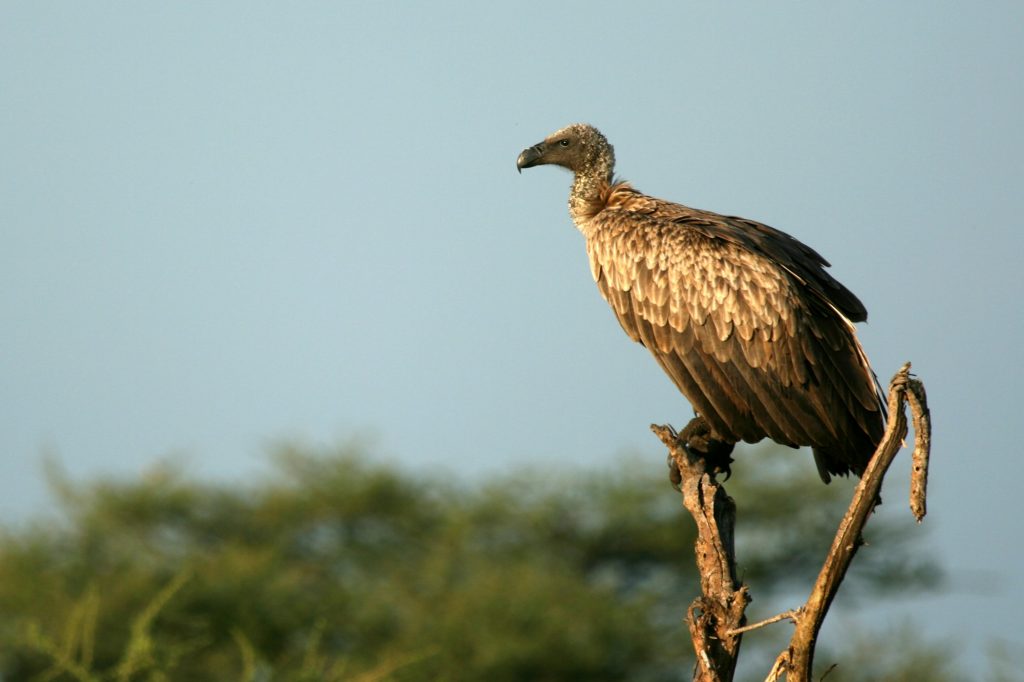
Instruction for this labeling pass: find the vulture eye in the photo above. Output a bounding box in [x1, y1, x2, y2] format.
[559, 139, 570, 147]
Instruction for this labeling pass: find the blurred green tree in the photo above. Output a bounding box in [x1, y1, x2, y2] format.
[0, 442, 951, 681]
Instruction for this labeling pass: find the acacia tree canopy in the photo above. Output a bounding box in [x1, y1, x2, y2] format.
[0, 443, 952, 681]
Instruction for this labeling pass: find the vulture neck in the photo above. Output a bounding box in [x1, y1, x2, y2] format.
[568, 157, 615, 227]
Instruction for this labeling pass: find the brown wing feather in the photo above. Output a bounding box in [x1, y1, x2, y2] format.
[585, 186, 884, 480]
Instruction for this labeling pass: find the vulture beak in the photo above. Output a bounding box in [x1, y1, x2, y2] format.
[516, 143, 545, 173]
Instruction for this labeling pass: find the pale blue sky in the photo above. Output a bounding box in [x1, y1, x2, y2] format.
[3, 1, 1022, 671]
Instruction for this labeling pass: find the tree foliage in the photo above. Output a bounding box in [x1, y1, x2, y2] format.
[0, 443, 952, 680]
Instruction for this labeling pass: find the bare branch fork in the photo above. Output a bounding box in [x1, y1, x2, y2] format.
[653, 363, 931, 682]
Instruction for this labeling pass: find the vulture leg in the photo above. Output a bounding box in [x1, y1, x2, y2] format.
[667, 415, 736, 487]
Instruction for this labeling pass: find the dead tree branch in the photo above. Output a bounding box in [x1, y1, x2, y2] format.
[652, 424, 749, 682]
[769, 363, 931, 681]
[654, 364, 931, 682]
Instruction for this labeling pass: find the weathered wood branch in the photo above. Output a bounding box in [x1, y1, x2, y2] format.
[769, 363, 931, 681]
[652, 424, 749, 682]
[654, 364, 931, 682]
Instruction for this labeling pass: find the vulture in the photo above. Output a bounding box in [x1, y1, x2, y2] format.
[517, 123, 884, 482]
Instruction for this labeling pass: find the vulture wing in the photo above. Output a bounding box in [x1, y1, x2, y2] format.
[584, 183, 884, 480]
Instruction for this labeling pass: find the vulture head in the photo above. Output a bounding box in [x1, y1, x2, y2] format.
[516, 123, 615, 180]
